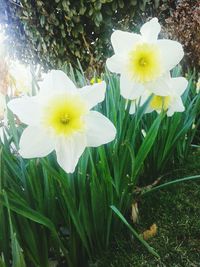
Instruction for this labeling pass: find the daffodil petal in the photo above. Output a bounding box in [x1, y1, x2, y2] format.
[0, 128, 4, 143]
[149, 75, 188, 97]
[128, 91, 152, 114]
[106, 55, 126, 73]
[19, 126, 54, 158]
[0, 93, 6, 118]
[85, 111, 116, 147]
[111, 30, 141, 55]
[145, 106, 154, 114]
[129, 101, 136, 114]
[39, 70, 77, 95]
[7, 97, 41, 125]
[148, 73, 173, 96]
[167, 97, 185, 116]
[174, 97, 185, 112]
[170, 77, 188, 96]
[140, 18, 161, 42]
[78, 81, 106, 109]
[157, 40, 184, 71]
[55, 133, 86, 173]
[120, 74, 145, 99]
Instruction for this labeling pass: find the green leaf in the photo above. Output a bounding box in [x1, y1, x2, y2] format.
[3, 192, 26, 267]
[133, 113, 163, 182]
[110, 205, 159, 258]
[40, 15, 45, 27]
[95, 11, 103, 23]
[0, 255, 6, 267]
[0, 191, 72, 266]
[142, 175, 200, 196]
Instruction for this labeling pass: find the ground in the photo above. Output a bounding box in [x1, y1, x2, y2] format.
[95, 149, 200, 267]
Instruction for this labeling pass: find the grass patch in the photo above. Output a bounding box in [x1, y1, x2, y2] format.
[94, 149, 200, 267]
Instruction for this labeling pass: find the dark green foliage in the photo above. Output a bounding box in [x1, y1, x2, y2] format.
[2, 1, 199, 72]
[1, 0, 170, 72]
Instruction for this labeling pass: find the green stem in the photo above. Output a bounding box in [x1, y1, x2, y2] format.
[141, 175, 200, 196]
[111, 205, 160, 258]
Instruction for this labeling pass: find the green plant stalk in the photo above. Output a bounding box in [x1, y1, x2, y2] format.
[0, 190, 73, 267]
[3, 191, 26, 267]
[141, 174, 200, 196]
[110, 205, 160, 258]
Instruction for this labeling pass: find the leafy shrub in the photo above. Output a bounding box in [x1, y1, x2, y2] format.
[1, 0, 173, 72]
[3, 1, 200, 72]
[164, 0, 200, 71]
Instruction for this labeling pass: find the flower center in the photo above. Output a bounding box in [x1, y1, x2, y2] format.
[150, 95, 171, 111]
[60, 114, 70, 124]
[128, 43, 162, 83]
[139, 58, 147, 66]
[43, 93, 88, 136]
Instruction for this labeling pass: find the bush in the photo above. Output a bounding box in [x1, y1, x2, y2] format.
[1, 0, 175, 72]
[164, 0, 200, 71]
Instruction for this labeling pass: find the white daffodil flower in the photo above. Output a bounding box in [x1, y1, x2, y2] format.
[129, 76, 188, 117]
[106, 18, 184, 99]
[7, 70, 116, 173]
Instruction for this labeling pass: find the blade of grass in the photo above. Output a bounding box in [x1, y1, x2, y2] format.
[141, 174, 200, 196]
[110, 205, 160, 258]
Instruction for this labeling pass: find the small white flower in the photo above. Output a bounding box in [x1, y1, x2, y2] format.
[0, 93, 6, 119]
[196, 78, 200, 94]
[0, 126, 5, 144]
[8, 70, 116, 173]
[9, 61, 32, 96]
[0, 93, 8, 144]
[106, 18, 184, 99]
[129, 76, 188, 117]
[141, 129, 146, 138]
